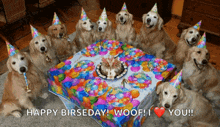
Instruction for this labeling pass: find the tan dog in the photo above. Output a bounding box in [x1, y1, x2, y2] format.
[182, 46, 220, 107]
[115, 10, 137, 47]
[0, 52, 48, 118]
[48, 24, 76, 61]
[157, 82, 219, 127]
[29, 34, 59, 74]
[138, 11, 176, 63]
[174, 27, 201, 70]
[74, 18, 95, 50]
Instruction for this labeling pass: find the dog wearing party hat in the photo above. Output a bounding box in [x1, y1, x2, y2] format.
[174, 21, 202, 70]
[48, 12, 77, 61]
[138, 3, 176, 63]
[115, 3, 137, 47]
[0, 42, 48, 117]
[182, 33, 220, 108]
[157, 70, 219, 127]
[29, 25, 59, 74]
[73, 8, 95, 50]
[94, 8, 116, 41]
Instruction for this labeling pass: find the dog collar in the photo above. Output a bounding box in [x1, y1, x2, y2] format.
[23, 73, 31, 93]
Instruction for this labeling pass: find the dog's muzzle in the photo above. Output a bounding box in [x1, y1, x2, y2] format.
[59, 33, 64, 38]
[20, 67, 26, 73]
[90, 25, 94, 29]
[164, 103, 170, 109]
[40, 47, 46, 52]
[98, 27, 102, 32]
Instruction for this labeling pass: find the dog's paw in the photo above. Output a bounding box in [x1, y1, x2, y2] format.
[11, 111, 22, 118]
[40, 92, 48, 99]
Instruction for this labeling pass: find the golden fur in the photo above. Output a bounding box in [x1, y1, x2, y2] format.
[0, 52, 48, 117]
[157, 82, 219, 127]
[182, 46, 220, 107]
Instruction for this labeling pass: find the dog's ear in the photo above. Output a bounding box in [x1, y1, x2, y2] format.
[142, 14, 147, 24]
[157, 15, 163, 30]
[22, 52, 32, 62]
[156, 83, 164, 95]
[185, 47, 194, 62]
[115, 13, 120, 24]
[29, 39, 37, 54]
[178, 85, 185, 100]
[128, 13, 134, 24]
[76, 21, 82, 34]
[206, 51, 210, 61]
[47, 26, 53, 37]
[6, 58, 12, 72]
[45, 35, 52, 47]
[180, 29, 188, 39]
[108, 20, 112, 27]
[63, 24, 68, 35]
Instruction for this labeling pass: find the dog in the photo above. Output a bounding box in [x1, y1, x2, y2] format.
[0, 52, 48, 117]
[182, 46, 220, 107]
[138, 9, 176, 63]
[115, 9, 137, 47]
[174, 27, 201, 70]
[157, 82, 219, 127]
[48, 23, 77, 61]
[29, 34, 59, 74]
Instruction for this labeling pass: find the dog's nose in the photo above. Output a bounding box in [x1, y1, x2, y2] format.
[147, 18, 151, 23]
[192, 37, 196, 42]
[165, 104, 170, 109]
[59, 33, 63, 37]
[20, 67, 26, 73]
[91, 25, 94, 29]
[40, 47, 45, 52]
[202, 60, 208, 65]
[99, 27, 102, 31]
[120, 17, 123, 21]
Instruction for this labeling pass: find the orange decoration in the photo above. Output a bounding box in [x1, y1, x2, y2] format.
[130, 90, 140, 98]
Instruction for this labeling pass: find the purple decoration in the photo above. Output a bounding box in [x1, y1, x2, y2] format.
[130, 66, 140, 72]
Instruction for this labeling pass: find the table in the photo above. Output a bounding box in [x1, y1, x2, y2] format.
[47, 40, 175, 127]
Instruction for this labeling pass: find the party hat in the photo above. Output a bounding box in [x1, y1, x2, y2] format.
[121, 3, 127, 11]
[197, 32, 206, 49]
[151, 3, 158, 13]
[169, 70, 182, 89]
[99, 8, 108, 21]
[30, 25, 41, 38]
[6, 41, 19, 56]
[81, 7, 88, 21]
[52, 12, 61, 25]
[193, 20, 202, 30]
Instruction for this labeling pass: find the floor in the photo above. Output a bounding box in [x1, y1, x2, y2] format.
[0, 8, 220, 75]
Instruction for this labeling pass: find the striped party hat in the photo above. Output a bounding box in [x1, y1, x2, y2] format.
[30, 25, 41, 38]
[121, 3, 127, 11]
[6, 41, 19, 56]
[99, 8, 108, 21]
[169, 70, 182, 89]
[197, 32, 206, 49]
[81, 8, 88, 21]
[151, 3, 158, 13]
[52, 12, 61, 25]
[193, 20, 202, 30]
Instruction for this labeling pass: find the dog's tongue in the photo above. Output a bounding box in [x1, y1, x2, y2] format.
[146, 24, 150, 27]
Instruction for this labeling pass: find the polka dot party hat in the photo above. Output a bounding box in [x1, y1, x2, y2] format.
[151, 3, 158, 13]
[197, 32, 206, 49]
[81, 7, 88, 21]
[121, 2, 127, 11]
[52, 12, 61, 25]
[99, 8, 108, 21]
[30, 25, 41, 38]
[6, 41, 19, 56]
[193, 20, 202, 30]
[169, 70, 182, 89]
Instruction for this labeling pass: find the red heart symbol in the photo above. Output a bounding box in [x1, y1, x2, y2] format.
[154, 107, 165, 118]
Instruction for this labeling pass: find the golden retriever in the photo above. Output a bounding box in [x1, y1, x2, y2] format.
[0, 52, 48, 117]
[73, 18, 95, 50]
[174, 27, 201, 70]
[138, 11, 176, 63]
[157, 82, 219, 127]
[115, 10, 137, 47]
[29, 34, 59, 74]
[182, 46, 220, 107]
[48, 24, 77, 61]
[94, 19, 115, 41]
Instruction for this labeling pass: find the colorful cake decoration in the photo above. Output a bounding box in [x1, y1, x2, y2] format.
[121, 3, 127, 11]
[6, 41, 19, 56]
[30, 25, 41, 38]
[52, 12, 61, 25]
[193, 20, 202, 30]
[151, 3, 158, 13]
[169, 70, 182, 89]
[81, 7, 88, 21]
[99, 8, 108, 21]
[197, 32, 206, 49]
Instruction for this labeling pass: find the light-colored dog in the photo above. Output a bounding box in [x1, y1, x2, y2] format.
[157, 82, 219, 127]
[0, 52, 48, 118]
[29, 34, 59, 74]
[48, 24, 77, 61]
[174, 27, 201, 70]
[115, 10, 137, 47]
[182, 46, 220, 107]
[74, 18, 95, 50]
[138, 11, 176, 63]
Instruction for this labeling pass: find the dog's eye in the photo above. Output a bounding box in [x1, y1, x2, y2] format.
[42, 39, 45, 42]
[164, 91, 167, 95]
[83, 22, 87, 24]
[104, 22, 107, 25]
[147, 14, 149, 16]
[189, 31, 193, 34]
[20, 57, 24, 60]
[98, 22, 100, 24]
[12, 62, 16, 65]
[125, 13, 127, 16]
[119, 14, 121, 16]
[61, 27, 64, 30]
[173, 95, 177, 98]
[89, 20, 91, 22]
[35, 41, 38, 44]
[197, 34, 199, 37]
[154, 16, 157, 18]
[206, 53, 209, 55]
[197, 51, 201, 54]
[53, 28, 57, 31]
